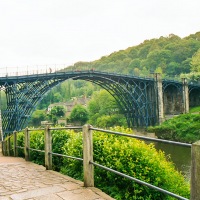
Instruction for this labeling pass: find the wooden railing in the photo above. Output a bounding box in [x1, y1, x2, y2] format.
[1, 125, 200, 199]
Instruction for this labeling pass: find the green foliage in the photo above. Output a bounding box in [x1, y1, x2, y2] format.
[95, 114, 127, 128]
[147, 114, 200, 143]
[16, 132, 25, 157]
[79, 32, 200, 77]
[38, 80, 99, 110]
[190, 106, 200, 113]
[69, 104, 89, 125]
[13, 129, 71, 169]
[88, 90, 127, 128]
[60, 127, 189, 200]
[29, 110, 47, 127]
[0, 91, 7, 110]
[29, 131, 45, 165]
[48, 106, 66, 124]
[61, 131, 83, 179]
[191, 49, 200, 72]
[51, 129, 71, 171]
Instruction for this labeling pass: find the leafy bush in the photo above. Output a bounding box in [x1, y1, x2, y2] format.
[29, 130, 45, 165]
[15, 131, 25, 157]
[190, 106, 200, 113]
[51, 129, 71, 171]
[147, 114, 200, 143]
[9, 128, 71, 169]
[60, 126, 190, 200]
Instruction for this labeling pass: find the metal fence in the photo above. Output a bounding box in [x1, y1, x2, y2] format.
[2, 125, 199, 199]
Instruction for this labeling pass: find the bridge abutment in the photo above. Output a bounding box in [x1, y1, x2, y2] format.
[182, 78, 189, 114]
[155, 73, 164, 124]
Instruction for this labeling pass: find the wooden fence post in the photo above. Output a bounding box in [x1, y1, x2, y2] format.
[13, 131, 18, 157]
[83, 124, 94, 187]
[7, 137, 10, 156]
[1, 140, 5, 155]
[191, 140, 200, 200]
[24, 128, 30, 161]
[2, 140, 6, 155]
[45, 125, 52, 170]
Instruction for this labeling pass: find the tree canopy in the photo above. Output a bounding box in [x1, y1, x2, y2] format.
[66, 32, 200, 78]
[48, 106, 66, 124]
[88, 90, 127, 127]
[69, 104, 89, 125]
[191, 49, 200, 72]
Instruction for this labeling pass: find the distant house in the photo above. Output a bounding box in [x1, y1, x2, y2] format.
[47, 102, 68, 113]
[47, 96, 90, 118]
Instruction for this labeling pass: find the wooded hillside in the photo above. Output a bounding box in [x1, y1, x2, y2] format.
[68, 32, 200, 78]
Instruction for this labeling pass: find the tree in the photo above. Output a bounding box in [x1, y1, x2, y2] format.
[165, 62, 180, 76]
[88, 90, 127, 127]
[48, 106, 66, 124]
[29, 110, 47, 127]
[191, 49, 200, 72]
[69, 104, 89, 125]
[53, 92, 62, 102]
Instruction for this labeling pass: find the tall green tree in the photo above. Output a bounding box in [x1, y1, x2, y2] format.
[69, 104, 89, 125]
[191, 49, 200, 72]
[48, 106, 66, 124]
[88, 90, 127, 127]
[29, 110, 47, 127]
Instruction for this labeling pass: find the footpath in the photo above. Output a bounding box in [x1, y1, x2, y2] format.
[0, 143, 114, 200]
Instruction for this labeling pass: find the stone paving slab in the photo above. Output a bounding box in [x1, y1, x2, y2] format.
[0, 156, 114, 200]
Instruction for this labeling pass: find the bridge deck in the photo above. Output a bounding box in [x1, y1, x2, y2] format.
[0, 144, 113, 200]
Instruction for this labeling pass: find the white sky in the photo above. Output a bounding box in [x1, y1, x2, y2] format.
[0, 0, 200, 72]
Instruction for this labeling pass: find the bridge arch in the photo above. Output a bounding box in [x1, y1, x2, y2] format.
[189, 85, 200, 108]
[162, 81, 183, 114]
[73, 74, 156, 127]
[0, 71, 157, 136]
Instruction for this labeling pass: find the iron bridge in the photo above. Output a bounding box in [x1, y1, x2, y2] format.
[0, 70, 199, 137]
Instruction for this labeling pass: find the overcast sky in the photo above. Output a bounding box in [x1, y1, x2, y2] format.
[0, 0, 200, 72]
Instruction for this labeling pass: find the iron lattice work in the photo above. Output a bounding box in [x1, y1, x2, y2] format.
[73, 73, 157, 127]
[1, 77, 65, 135]
[0, 71, 158, 137]
[3, 70, 196, 137]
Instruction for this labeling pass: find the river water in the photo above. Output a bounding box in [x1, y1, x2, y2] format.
[154, 142, 191, 179]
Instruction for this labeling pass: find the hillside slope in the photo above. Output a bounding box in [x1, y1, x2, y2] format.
[67, 32, 200, 78]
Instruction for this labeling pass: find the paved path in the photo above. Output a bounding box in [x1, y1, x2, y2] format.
[0, 143, 114, 200]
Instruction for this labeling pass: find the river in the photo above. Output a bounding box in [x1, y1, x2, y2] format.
[154, 142, 191, 179]
[135, 131, 191, 178]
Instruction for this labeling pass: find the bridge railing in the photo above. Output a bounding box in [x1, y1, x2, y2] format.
[0, 64, 69, 77]
[2, 125, 200, 199]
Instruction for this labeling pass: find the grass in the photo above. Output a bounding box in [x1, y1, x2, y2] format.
[190, 106, 200, 113]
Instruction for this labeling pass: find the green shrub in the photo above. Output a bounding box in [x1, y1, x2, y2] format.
[60, 126, 190, 200]
[51, 129, 71, 171]
[189, 106, 200, 113]
[29, 129, 71, 168]
[147, 114, 200, 143]
[60, 130, 83, 179]
[29, 130, 45, 165]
